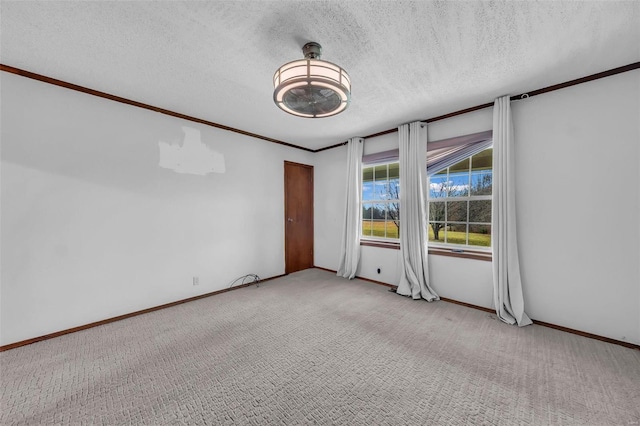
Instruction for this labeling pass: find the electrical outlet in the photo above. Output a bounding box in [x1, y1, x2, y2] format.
[193, 276, 199, 286]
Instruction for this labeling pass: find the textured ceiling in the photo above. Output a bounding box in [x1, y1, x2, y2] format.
[1, 1, 638, 150]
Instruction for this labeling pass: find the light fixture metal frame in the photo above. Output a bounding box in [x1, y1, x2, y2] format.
[273, 43, 351, 118]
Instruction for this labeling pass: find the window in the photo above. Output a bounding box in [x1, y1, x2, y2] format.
[362, 162, 400, 239]
[428, 148, 492, 247]
[360, 131, 493, 250]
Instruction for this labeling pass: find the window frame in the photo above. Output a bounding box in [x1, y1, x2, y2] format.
[361, 161, 401, 242]
[427, 147, 493, 251]
[359, 131, 494, 260]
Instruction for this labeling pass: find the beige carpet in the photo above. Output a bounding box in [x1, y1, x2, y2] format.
[1, 268, 639, 425]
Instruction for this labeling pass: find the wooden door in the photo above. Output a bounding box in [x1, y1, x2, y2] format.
[284, 161, 314, 274]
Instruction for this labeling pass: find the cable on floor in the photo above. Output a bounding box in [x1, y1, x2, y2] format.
[228, 274, 261, 288]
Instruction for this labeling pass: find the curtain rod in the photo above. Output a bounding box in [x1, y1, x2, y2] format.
[314, 62, 640, 153]
[2, 61, 637, 155]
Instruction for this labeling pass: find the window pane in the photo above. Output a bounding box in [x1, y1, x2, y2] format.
[446, 223, 467, 245]
[374, 165, 388, 181]
[385, 220, 399, 239]
[469, 225, 491, 247]
[447, 201, 467, 222]
[372, 203, 386, 220]
[448, 172, 469, 196]
[471, 149, 492, 195]
[374, 180, 388, 199]
[429, 223, 445, 242]
[449, 157, 469, 173]
[362, 202, 372, 237]
[472, 148, 492, 171]
[469, 224, 491, 246]
[363, 166, 374, 182]
[429, 175, 448, 199]
[388, 180, 400, 200]
[388, 176, 400, 200]
[469, 200, 491, 223]
[388, 202, 400, 224]
[362, 220, 373, 237]
[388, 162, 399, 179]
[470, 170, 492, 196]
[429, 201, 445, 222]
[362, 180, 374, 201]
[371, 220, 386, 237]
[362, 203, 373, 220]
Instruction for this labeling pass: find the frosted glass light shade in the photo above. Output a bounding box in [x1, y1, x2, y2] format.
[273, 59, 351, 118]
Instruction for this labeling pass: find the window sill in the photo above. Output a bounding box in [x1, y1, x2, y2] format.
[428, 247, 492, 262]
[360, 240, 492, 261]
[360, 240, 400, 250]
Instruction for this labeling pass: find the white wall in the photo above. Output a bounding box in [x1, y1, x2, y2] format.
[0, 72, 314, 346]
[2, 68, 638, 347]
[314, 144, 347, 271]
[513, 70, 639, 345]
[314, 70, 640, 344]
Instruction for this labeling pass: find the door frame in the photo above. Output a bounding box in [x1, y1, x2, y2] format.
[284, 161, 314, 274]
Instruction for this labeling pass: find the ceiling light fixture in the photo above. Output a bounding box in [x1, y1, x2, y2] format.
[273, 42, 351, 118]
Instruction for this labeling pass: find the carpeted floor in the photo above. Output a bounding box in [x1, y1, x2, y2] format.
[1, 268, 639, 425]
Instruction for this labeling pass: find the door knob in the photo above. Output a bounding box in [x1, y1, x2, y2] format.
[287, 218, 294, 222]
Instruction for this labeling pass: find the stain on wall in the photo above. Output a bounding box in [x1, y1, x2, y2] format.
[159, 126, 225, 175]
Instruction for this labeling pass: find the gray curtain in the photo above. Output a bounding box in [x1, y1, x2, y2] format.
[362, 130, 492, 174]
[492, 96, 532, 326]
[396, 122, 439, 301]
[337, 137, 364, 279]
[427, 136, 493, 176]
